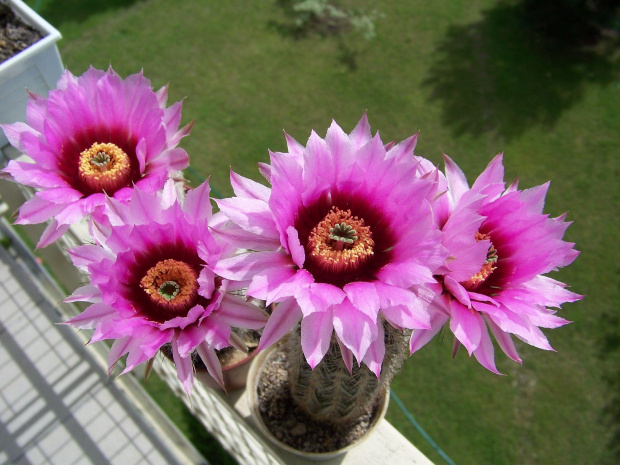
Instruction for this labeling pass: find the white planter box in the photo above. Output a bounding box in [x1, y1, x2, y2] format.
[0, 0, 63, 147]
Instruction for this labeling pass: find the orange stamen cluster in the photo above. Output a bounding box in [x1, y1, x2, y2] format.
[307, 207, 374, 273]
[463, 232, 498, 290]
[140, 259, 198, 313]
[78, 142, 132, 193]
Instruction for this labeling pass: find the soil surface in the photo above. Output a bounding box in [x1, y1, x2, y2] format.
[0, 3, 43, 64]
[256, 346, 380, 454]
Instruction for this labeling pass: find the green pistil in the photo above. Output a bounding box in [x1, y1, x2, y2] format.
[486, 246, 498, 264]
[158, 281, 180, 301]
[329, 222, 358, 244]
[91, 151, 111, 168]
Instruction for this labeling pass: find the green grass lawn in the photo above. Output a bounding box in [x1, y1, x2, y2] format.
[25, 0, 619, 463]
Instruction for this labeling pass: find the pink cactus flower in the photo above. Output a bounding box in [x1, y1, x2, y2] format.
[1, 67, 192, 248]
[410, 154, 582, 373]
[214, 116, 448, 376]
[64, 180, 267, 394]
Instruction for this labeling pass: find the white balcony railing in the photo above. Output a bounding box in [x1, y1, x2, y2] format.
[0, 170, 435, 465]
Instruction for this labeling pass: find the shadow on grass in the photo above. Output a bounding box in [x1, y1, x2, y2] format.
[599, 309, 620, 465]
[267, 0, 359, 71]
[423, 1, 619, 141]
[34, 0, 144, 26]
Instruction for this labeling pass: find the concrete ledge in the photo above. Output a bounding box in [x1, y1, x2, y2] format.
[153, 358, 434, 465]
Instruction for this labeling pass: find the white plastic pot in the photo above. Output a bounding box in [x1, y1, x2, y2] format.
[0, 0, 63, 147]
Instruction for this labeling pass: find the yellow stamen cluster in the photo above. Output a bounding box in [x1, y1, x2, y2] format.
[140, 259, 198, 311]
[463, 232, 498, 289]
[307, 207, 374, 272]
[78, 142, 132, 192]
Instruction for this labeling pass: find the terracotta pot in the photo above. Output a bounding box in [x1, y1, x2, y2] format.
[247, 344, 389, 461]
[196, 346, 259, 392]
[161, 344, 259, 392]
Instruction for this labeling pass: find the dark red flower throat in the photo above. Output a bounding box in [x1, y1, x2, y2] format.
[295, 192, 394, 288]
[58, 127, 141, 196]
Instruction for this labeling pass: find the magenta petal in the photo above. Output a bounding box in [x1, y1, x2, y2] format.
[444, 276, 472, 308]
[344, 282, 380, 323]
[90, 318, 120, 343]
[257, 299, 302, 353]
[210, 221, 281, 252]
[230, 170, 270, 202]
[375, 283, 432, 330]
[410, 311, 450, 354]
[17, 196, 64, 224]
[3, 160, 68, 189]
[198, 267, 216, 299]
[284, 132, 305, 157]
[172, 334, 194, 396]
[175, 325, 208, 358]
[246, 265, 297, 302]
[166, 120, 193, 152]
[215, 251, 292, 281]
[135, 138, 147, 173]
[147, 147, 189, 172]
[468, 291, 499, 307]
[443, 231, 489, 283]
[217, 295, 268, 329]
[159, 305, 204, 330]
[160, 178, 178, 210]
[54, 201, 90, 226]
[64, 302, 116, 329]
[520, 182, 550, 214]
[258, 162, 272, 182]
[386, 133, 418, 162]
[472, 319, 502, 374]
[197, 342, 225, 390]
[443, 154, 470, 205]
[336, 338, 354, 374]
[183, 180, 212, 223]
[527, 308, 571, 329]
[107, 337, 133, 374]
[474, 301, 531, 343]
[362, 322, 385, 378]
[199, 316, 231, 350]
[374, 282, 417, 308]
[295, 282, 346, 317]
[333, 300, 377, 363]
[471, 153, 504, 193]
[2, 121, 36, 151]
[216, 197, 279, 239]
[349, 113, 372, 150]
[104, 195, 134, 226]
[267, 269, 315, 304]
[520, 275, 583, 307]
[485, 316, 522, 363]
[301, 308, 334, 369]
[286, 226, 305, 268]
[37, 219, 70, 249]
[449, 300, 482, 355]
[377, 261, 436, 288]
[65, 284, 101, 303]
[137, 330, 170, 359]
[120, 338, 152, 374]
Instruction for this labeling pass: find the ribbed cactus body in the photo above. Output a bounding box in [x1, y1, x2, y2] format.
[286, 320, 409, 425]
